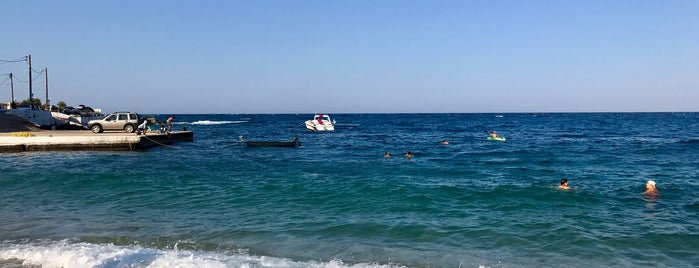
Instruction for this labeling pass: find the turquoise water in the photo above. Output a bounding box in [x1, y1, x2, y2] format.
[1, 113, 698, 267]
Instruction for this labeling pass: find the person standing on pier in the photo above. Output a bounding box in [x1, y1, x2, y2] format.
[136, 120, 148, 135]
[166, 116, 176, 132]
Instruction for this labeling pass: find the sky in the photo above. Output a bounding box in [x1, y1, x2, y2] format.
[1, 0, 697, 114]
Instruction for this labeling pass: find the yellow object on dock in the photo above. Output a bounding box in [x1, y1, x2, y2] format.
[9, 132, 36, 137]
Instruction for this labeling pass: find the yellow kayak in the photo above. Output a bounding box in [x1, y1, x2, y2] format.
[487, 136, 506, 142]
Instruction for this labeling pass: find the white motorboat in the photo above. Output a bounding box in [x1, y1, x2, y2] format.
[304, 114, 335, 131]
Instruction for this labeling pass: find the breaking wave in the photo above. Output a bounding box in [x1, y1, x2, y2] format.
[0, 240, 405, 268]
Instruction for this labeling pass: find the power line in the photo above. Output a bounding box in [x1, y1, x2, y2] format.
[31, 67, 45, 74]
[0, 57, 27, 73]
[0, 60, 25, 69]
[0, 57, 26, 63]
[13, 72, 44, 83]
[32, 71, 45, 80]
[0, 76, 10, 86]
[13, 76, 29, 83]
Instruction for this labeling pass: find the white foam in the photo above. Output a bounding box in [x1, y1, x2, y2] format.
[0, 240, 406, 268]
[188, 120, 248, 125]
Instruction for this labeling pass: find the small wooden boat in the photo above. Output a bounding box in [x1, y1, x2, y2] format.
[245, 137, 301, 147]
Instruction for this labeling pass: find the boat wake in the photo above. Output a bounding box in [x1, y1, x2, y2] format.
[337, 123, 360, 126]
[0, 240, 404, 268]
[188, 120, 249, 125]
[679, 138, 699, 144]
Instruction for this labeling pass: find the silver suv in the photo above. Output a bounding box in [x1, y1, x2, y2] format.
[88, 112, 140, 133]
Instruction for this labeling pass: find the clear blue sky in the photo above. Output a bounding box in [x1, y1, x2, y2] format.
[1, 1, 697, 114]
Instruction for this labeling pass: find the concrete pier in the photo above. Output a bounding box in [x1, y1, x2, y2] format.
[0, 130, 193, 153]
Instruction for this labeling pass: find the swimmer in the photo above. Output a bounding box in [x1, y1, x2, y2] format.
[441, 140, 449, 145]
[557, 178, 571, 190]
[384, 152, 391, 158]
[644, 180, 659, 198]
[405, 151, 413, 160]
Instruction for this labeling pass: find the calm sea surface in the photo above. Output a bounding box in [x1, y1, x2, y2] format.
[1, 113, 698, 268]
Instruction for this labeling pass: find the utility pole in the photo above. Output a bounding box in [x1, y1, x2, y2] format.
[27, 54, 33, 103]
[10, 73, 15, 109]
[45, 67, 49, 110]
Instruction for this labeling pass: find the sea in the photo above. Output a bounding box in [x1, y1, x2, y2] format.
[1, 113, 698, 268]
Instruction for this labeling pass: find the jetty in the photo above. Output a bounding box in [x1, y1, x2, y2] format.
[0, 130, 193, 153]
[0, 113, 193, 153]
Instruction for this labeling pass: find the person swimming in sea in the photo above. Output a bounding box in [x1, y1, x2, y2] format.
[644, 180, 659, 199]
[405, 151, 413, 160]
[557, 178, 571, 190]
[441, 140, 449, 145]
[384, 152, 391, 158]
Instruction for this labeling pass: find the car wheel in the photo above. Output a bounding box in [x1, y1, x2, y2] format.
[124, 124, 135, 133]
[91, 124, 103, 133]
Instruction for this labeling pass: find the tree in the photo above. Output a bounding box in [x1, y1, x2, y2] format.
[21, 98, 42, 107]
[57, 101, 67, 109]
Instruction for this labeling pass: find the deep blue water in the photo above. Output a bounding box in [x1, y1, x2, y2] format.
[1, 113, 698, 267]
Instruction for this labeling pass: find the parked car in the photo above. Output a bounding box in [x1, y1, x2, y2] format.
[61, 106, 80, 115]
[87, 112, 140, 133]
[76, 104, 97, 115]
